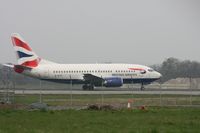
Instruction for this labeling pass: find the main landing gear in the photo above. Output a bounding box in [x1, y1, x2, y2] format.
[82, 84, 94, 90]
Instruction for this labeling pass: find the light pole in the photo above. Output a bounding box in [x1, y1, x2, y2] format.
[39, 80, 42, 103]
[70, 75, 72, 107]
[159, 78, 162, 107]
[12, 70, 16, 104]
[189, 77, 192, 105]
[131, 76, 134, 99]
[101, 75, 104, 105]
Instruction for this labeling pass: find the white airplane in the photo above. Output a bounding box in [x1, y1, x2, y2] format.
[5, 33, 162, 90]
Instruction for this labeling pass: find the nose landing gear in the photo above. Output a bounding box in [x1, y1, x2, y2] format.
[141, 83, 145, 91]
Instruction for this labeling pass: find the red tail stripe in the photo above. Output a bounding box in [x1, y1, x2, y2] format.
[21, 59, 39, 67]
[12, 37, 32, 51]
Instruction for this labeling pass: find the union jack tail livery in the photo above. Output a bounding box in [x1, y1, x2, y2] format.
[11, 33, 40, 68]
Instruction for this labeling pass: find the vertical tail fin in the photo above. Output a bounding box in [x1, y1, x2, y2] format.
[11, 33, 41, 68]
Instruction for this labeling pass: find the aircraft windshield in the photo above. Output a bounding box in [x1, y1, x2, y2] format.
[148, 69, 154, 72]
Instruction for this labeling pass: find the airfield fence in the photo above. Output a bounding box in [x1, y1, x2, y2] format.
[1, 85, 200, 109]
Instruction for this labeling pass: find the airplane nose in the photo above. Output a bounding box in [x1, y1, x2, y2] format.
[157, 72, 162, 79]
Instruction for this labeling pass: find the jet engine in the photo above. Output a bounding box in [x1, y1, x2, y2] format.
[103, 77, 123, 87]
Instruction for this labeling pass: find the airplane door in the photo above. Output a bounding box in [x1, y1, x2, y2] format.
[43, 69, 49, 78]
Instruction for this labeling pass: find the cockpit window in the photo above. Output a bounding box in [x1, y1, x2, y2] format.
[148, 69, 154, 72]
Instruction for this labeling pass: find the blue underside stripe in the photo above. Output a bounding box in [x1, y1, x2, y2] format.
[17, 51, 33, 58]
[41, 78, 159, 84]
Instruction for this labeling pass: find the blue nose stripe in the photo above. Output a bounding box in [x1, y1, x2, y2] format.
[17, 51, 33, 58]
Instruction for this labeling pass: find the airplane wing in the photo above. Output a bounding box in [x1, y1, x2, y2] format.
[83, 74, 103, 81]
[83, 74, 104, 85]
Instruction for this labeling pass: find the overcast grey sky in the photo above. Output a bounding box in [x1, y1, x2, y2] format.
[0, 0, 200, 65]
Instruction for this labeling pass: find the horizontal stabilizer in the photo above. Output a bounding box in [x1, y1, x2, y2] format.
[3, 63, 14, 68]
[14, 65, 32, 70]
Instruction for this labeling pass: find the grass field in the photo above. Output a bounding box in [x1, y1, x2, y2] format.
[0, 107, 199, 133]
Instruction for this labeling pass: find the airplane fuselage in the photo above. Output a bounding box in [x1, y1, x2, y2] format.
[22, 63, 161, 85]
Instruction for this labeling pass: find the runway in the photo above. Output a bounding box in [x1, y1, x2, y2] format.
[3, 89, 200, 95]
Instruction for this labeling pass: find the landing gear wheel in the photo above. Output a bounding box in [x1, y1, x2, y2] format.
[82, 84, 88, 90]
[88, 85, 94, 90]
[82, 84, 94, 90]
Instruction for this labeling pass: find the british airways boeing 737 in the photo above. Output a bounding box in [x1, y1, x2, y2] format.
[4, 33, 162, 90]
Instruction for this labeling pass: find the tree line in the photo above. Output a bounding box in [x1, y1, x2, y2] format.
[151, 57, 200, 82]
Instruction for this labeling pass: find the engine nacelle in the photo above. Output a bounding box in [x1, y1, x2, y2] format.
[104, 77, 123, 87]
